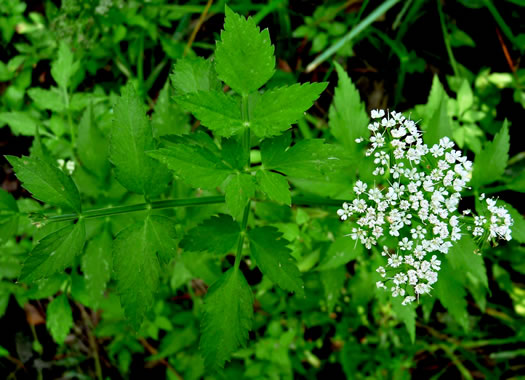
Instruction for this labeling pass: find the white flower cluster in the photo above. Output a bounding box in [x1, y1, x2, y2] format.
[469, 194, 513, 242]
[336, 109, 512, 306]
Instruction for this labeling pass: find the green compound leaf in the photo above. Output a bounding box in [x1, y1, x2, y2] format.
[0, 189, 19, 246]
[215, 6, 275, 95]
[81, 226, 112, 308]
[248, 226, 304, 296]
[51, 41, 79, 90]
[225, 173, 256, 221]
[391, 297, 416, 344]
[328, 62, 369, 153]
[113, 216, 174, 330]
[471, 120, 510, 188]
[77, 105, 110, 178]
[176, 90, 244, 137]
[148, 134, 235, 189]
[251, 82, 327, 138]
[46, 294, 73, 345]
[317, 237, 363, 271]
[20, 220, 86, 283]
[146, 215, 178, 264]
[171, 57, 222, 95]
[434, 258, 469, 330]
[200, 268, 253, 371]
[255, 169, 291, 206]
[423, 93, 452, 147]
[6, 154, 81, 213]
[27, 88, 65, 112]
[180, 214, 240, 255]
[110, 83, 171, 197]
[261, 137, 349, 179]
[152, 80, 189, 138]
[320, 266, 346, 312]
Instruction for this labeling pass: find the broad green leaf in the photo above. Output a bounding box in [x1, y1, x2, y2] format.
[425, 75, 447, 120]
[152, 80, 189, 138]
[146, 215, 177, 263]
[248, 226, 303, 295]
[225, 173, 256, 220]
[171, 57, 221, 94]
[507, 171, 525, 193]
[176, 90, 244, 137]
[110, 83, 171, 196]
[20, 220, 86, 283]
[0, 111, 38, 136]
[261, 138, 349, 179]
[0, 189, 19, 245]
[180, 251, 221, 285]
[46, 294, 73, 345]
[320, 266, 346, 312]
[423, 94, 452, 147]
[256, 169, 291, 206]
[200, 268, 253, 371]
[81, 226, 112, 307]
[6, 154, 81, 213]
[0, 346, 9, 357]
[250, 83, 327, 138]
[328, 62, 369, 153]
[317, 237, 363, 270]
[51, 41, 78, 89]
[28, 88, 64, 112]
[391, 298, 416, 343]
[180, 214, 240, 255]
[447, 235, 488, 289]
[471, 121, 510, 188]
[215, 6, 275, 95]
[77, 105, 110, 178]
[113, 216, 174, 329]
[457, 79, 474, 116]
[434, 258, 469, 330]
[148, 135, 234, 189]
[222, 137, 248, 170]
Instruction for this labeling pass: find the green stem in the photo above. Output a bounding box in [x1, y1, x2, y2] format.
[234, 202, 251, 271]
[41, 196, 347, 224]
[437, 0, 459, 77]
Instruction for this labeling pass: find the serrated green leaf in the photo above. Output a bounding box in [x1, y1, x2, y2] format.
[51, 41, 78, 90]
[46, 294, 73, 345]
[81, 226, 112, 307]
[152, 80, 189, 138]
[200, 268, 253, 371]
[221, 137, 248, 170]
[448, 235, 488, 289]
[457, 79, 474, 116]
[113, 215, 175, 329]
[0, 189, 19, 245]
[471, 121, 510, 188]
[256, 169, 291, 206]
[146, 215, 177, 264]
[110, 83, 171, 196]
[148, 136, 234, 189]
[0, 111, 38, 136]
[391, 298, 416, 343]
[20, 221, 86, 283]
[425, 75, 447, 120]
[423, 93, 452, 147]
[261, 138, 349, 179]
[225, 173, 256, 220]
[28, 88, 64, 112]
[250, 82, 327, 138]
[317, 237, 363, 270]
[180, 214, 240, 255]
[215, 6, 275, 95]
[77, 104, 110, 178]
[507, 171, 525, 193]
[320, 266, 346, 312]
[171, 57, 221, 94]
[248, 226, 303, 295]
[176, 90, 244, 137]
[434, 258, 469, 330]
[6, 154, 81, 213]
[328, 62, 369, 153]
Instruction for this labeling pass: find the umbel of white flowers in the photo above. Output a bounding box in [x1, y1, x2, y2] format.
[337, 109, 513, 306]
